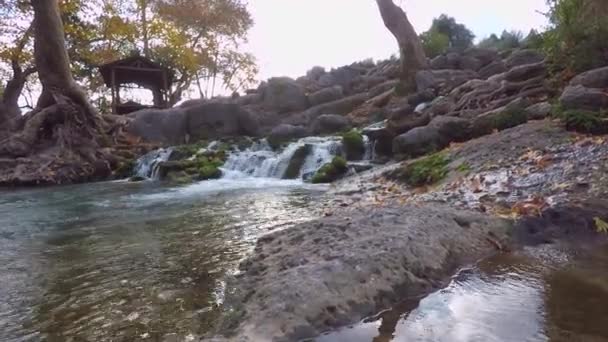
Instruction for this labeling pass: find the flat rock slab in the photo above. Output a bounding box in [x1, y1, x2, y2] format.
[214, 204, 511, 341]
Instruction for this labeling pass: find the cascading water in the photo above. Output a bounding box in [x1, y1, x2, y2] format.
[222, 137, 345, 179]
[133, 148, 173, 180]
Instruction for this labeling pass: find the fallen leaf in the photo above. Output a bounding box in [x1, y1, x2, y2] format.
[594, 217, 608, 234]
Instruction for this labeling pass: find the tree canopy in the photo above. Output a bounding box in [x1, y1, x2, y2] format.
[0, 0, 257, 114]
[419, 14, 474, 58]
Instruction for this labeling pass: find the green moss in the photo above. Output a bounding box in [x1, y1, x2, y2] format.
[161, 149, 227, 183]
[341, 129, 365, 160]
[198, 165, 222, 180]
[494, 107, 528, 131]
[456, 162, 471, 173]
[401, 152, 449, 187]
[283, 144, 313, 179]
[311, 156, 348, 184]
[562, 110, 608, 135]
[114, 159, 136, 179]
[171, 141, 208, 160]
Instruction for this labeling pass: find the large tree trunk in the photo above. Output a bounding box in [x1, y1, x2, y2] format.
[376, 0, 428, 92]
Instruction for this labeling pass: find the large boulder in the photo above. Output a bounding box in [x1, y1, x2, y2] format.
[503, 61, 546, 82]
[318, 66, 363, 93]
[393, 126, 444, 157]
[416, 69, 479, 94]
[569, 66, 608, 89]
[262, 77, 309, 113]
[428, 116, 473, 143]
[127, 108, 188, 145]
[302, 93, 369, 123]
[525, 102, 552, 120]
[311, 114, 351, 134]
[464, 48, 500, 67]
[306, 66, 326, 81]
[185, 102, 260, 141]
[478, 60, 507, 79]
[369, 80, 400, 98]
[308, 86, 344, 106]
[504, 49, 545, 69]
[268, 124, 308, 147]
[560, 85, 608, 111]
[387, 109, 431, 135]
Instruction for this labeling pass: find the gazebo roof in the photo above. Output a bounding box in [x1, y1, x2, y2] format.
[98, 55, 174, 89]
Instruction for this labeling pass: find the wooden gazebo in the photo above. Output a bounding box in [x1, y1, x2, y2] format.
[99, 56, 174, 115]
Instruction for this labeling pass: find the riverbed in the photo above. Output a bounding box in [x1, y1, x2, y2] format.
[0, 179, 324, 341]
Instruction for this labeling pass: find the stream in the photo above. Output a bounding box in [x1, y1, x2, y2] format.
[1, 137, 607, 341]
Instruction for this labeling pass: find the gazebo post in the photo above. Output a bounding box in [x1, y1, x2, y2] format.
[162, 70, 169, 107]
[111, 68, 116, 114]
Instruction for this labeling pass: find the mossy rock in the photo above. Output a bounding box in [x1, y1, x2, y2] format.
[493, 106, 528, 131]
[311, 156, 348, 184]
[166, 171, 194, 184]
[563, 110, 608, 135]
[341, 129, 365, 161]
[170, 142, 208, 161]
[114, 159, 136, 179]
[283, 144, 313, 179]
[392, 152, 449, 187]
[160, 150, 227, 182]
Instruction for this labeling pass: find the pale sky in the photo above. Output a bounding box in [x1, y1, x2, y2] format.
[245, 0, 549, 81]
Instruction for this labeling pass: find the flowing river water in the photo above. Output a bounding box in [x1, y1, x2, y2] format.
[1, 138, 607, 341]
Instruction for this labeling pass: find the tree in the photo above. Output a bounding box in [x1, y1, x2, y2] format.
[544, 0, 608, 72]
[420, 28, 450, 58]
[0, 0, 36, 126]
[375, 0, 428, 91]
[478, 30, 524, 50]
[426, 14, 474, 51]
[0, 0, 104, 166]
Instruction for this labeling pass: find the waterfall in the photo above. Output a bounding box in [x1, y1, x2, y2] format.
[133, 148, 174, 180]
[222, 137, 344, 179]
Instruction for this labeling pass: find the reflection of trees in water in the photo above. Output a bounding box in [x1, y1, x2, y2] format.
[544, 248, 608, 341]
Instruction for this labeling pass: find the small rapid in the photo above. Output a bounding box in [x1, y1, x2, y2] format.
[133, 148, 173, 179]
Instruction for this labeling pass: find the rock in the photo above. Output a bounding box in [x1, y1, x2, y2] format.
[360, 76, 389, 91]
[368, 80, 399, 98]
[464, 48, 499, 67]
[268, 124, 308, 148]
[306, 66, 326, 80]
[234, 93, 262, 106]
[503, 61, 546, 82]
[127, 108, 188, 145]
[478, 60, 507, 79]
[283, 144, 313, 179]
[318, 66, 363, 94]
[341, 129, 365, 160]
[217, 204, 511, 341]
[569, 66, 608, 89]
[428, 116, 473, 143]
[311, 156, 348, 183]
[459, 56, 483, 71]
[416, 69, 479, 94]
[363, 123, 393, 157]
[525, 102, 552, 120]
[427, 96, 455, 117]
[393, 125, 444, 157]
[302, 93, 369, 123]
[262, 77, 309, 113]
[407, 89, 436, 107]
[311, 114, 351, 135]
[560, 85, 608, 112]
[430, 55, 449, 69]
[388, 109, 431, 135]
[504, 49, 545, 69]
[308, 86, 344, 106]
[185, 102, 260, 141]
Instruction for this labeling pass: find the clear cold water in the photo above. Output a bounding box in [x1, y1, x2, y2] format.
[0, 178, 325, 341]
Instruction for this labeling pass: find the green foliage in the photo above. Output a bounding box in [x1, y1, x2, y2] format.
[341, 129, 365, 161]
[423, 14, 475, 51]
[562, 110, 608, 134]
[401, 153, 449, 187]
[311, 156, 348, 184]
[456, 162, 471, 173]
[478, 30, 525, 50]
[595, 217, 608, 234]
[494, 107, 528, 131]
[543, 0, 608, 72]
[420, 28, 450, 58]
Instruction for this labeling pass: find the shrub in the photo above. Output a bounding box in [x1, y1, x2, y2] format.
[562, 110, 608, 134]
[341, 129, 365, 160]
[494, 107, 528, 131]
[401, 152, 449, 187]
[543, 0, 608, 72]
[311, 156, 348, 184]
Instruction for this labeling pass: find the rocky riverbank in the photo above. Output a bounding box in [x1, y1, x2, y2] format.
[207, 120, 608, 341]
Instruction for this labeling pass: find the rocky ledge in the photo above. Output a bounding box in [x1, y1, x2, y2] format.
[208, 120, 608, 341]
